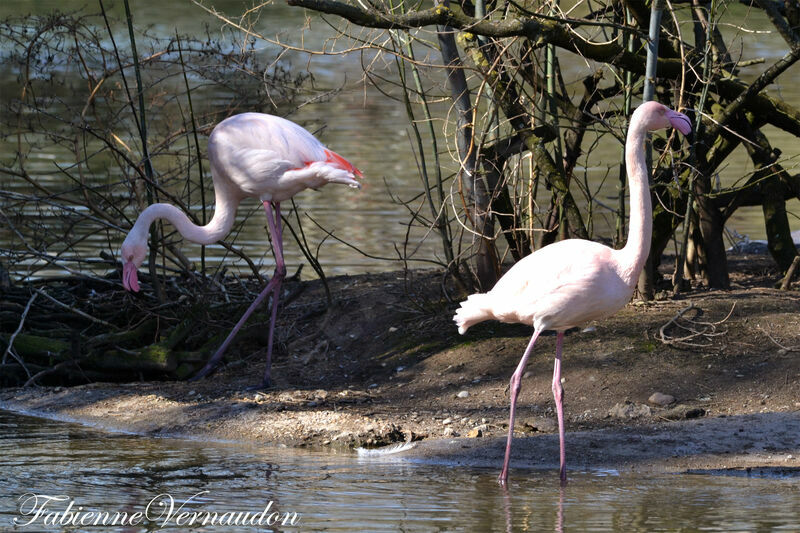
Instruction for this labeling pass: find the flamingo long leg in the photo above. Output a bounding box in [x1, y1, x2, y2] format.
[260, 201, 285, 388]
[190, 201, 285, 384]
[552, 331, 567, 486]
[499, 327, 542, 486]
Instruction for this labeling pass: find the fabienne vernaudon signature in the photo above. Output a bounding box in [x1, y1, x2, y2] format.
[14, 491, 300, 528]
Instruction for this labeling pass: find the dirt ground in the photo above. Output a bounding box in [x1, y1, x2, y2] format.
[2, 255, 799, 476]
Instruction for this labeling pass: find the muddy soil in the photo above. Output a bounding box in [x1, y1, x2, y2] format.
[2, 255, 799, 475]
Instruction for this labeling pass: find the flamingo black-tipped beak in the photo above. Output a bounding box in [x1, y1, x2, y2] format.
[667, 110, 692, 136]
[351, 168, 364, 189]
[122, 262, 140, 292]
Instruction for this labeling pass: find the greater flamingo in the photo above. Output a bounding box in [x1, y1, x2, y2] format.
[120, 113, 363, 387]
[454, 101, 691, 486]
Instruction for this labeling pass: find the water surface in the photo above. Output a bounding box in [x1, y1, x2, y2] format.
[2, 409, 798, 532]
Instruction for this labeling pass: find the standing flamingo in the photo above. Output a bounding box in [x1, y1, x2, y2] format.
[454, 101, 691, 486]
[120, 113, 363, 387]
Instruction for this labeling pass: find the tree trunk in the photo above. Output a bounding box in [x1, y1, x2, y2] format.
[637, 0, 664, 300]
[459, 33, 588, 251]
[692, 171, 730, 288]
[742, 118, 800, 271]
[436, 11, 497, 290]
[762, 177, 799, 272]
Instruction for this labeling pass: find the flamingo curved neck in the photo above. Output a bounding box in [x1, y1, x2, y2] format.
[133, 193, 239, 246]
[618, 120, 653, 288]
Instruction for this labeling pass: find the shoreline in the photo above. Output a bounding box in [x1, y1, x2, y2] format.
[2, 387, 798, 475]
[2, 265, 799, 476]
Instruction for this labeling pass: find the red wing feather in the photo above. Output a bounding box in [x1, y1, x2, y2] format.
[324, 149, 363, 177]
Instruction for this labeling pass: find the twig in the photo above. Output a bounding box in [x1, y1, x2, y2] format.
[24, 360, 79, 387]
[779, 256, 800, 290]
[657, 303, 736, 348]
[2, 292, 37, 377]
[285, 199, 331, 306]
[33, 288, 119, 330]
[176, 31, 207, 276]
[758, 325, 800, 352]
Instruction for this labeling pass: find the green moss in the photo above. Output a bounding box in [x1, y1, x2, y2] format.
[2, 334, 69, 358]
[639, 340, 658, 353]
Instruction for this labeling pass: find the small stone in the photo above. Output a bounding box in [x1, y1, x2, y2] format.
[388, 326, 398, 333]
[467, 427, 483, 438]
[396, 366, 405, 372]
[456, 390, 470, 399]
[648, 392, 675, 406]
[582, 326, 596, 333]
[442, 417, 452, 425]
[609, 402, 651, 419]
[662, 405, 704, 420]
[313, 389, 328, 400]
[523, 371, 533, 379]
[522, 417, 556, 433]
[684, 407, 706, 419]
[443, 427, 457, 437]
[332, 431, 352, 441]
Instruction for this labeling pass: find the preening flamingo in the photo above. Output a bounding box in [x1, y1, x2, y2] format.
[120, 113, 363, 387]
[454, 101, 691, 486]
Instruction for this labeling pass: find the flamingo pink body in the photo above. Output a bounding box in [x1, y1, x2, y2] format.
[454, 101, 691, 486]
[120, 113, 362, 386]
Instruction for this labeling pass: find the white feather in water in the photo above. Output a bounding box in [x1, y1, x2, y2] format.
[356, 442, 416, 457]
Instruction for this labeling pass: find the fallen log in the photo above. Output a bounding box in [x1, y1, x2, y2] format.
[0, 316, 211, 383]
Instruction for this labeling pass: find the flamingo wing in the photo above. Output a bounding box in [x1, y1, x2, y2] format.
[207, 113, 361, 201]
[487, 240, 632, 330]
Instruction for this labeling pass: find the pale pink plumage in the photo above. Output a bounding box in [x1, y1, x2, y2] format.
[120, 113, 362, 387]
[455, 240, 633, 334]
[207, 113, 362, 203]
[454, 101, 691, 486]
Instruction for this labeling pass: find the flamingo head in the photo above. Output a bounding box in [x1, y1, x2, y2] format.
[637, 101, 692, 136]
[323, 149, 364, 189]
[120, 235, 147, 292]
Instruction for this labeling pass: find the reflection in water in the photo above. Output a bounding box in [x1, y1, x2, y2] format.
[501, 485, 563, 533]
[556, 488, 564, 533]
[1, 409, 799, 531]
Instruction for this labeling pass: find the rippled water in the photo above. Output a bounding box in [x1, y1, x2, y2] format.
[2, 409, 799, 532]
